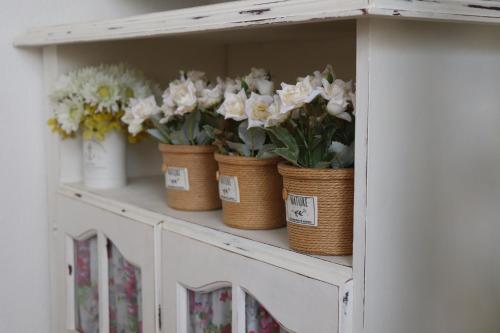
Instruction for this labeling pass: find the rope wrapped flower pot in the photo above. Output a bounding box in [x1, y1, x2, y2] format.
[278, 163, 354, 255]
[214, 154, 285, 230]
[159, 144, 221, 211]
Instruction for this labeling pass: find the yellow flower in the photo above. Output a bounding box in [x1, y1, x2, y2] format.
[83, 117, 108, 141]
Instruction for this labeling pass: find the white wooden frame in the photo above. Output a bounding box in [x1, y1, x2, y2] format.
[163, 230, 342, 333]
[14, 0, 500, 46]
[55, 195, 162, 332]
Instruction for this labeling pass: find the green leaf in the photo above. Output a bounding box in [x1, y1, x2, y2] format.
[272, 148, 299, 166]
[183, 110, 201, 144]
[150, 115, 171, 142]
[256, 144, 277, 159]
[170, 129, 190, 145]
[266, 126, 299, 164]
[238, 121, 266, 153]
[227, 141, 251, 156]
[147, 129, 168, 144]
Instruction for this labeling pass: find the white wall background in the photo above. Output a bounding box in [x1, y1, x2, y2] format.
[0, 1, 208, 331]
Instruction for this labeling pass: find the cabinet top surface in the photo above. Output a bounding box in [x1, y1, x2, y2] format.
[15, 0, 500, 47]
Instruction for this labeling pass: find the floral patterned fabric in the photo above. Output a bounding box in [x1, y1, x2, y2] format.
[188, 288, 232, 333]
[246, 294, 290, 333]
[75, 237, 99, 333]
[108, 240, 143, 333]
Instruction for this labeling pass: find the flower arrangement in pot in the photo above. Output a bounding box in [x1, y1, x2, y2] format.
[208, 68, 286, 230]
[265, 65, 356, 255]
[122, 70, 224, 211]
[48, 64, 158, 188]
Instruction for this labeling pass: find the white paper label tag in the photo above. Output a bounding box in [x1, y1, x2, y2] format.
[286, 194, 318, 227]
[165, 167, 189, 191]
[219, 175, 240, 203]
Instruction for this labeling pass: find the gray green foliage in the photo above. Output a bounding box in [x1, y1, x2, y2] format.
[266, 101, 355, 168]
[147, 109, 215, 145]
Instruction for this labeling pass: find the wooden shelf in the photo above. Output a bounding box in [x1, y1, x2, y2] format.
[15, 0, 500, 47]
[59, 176, 353, 286]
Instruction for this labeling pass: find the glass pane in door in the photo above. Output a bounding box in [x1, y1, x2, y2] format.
[188, 287, 232, 333]
[107, 239, 142, 333]
[74, 236, 99, 333]
[246, 294, 291, 333]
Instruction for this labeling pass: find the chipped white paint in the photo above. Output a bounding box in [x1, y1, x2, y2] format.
[14, 0, 500, 47]
[14, 0, 368, 46]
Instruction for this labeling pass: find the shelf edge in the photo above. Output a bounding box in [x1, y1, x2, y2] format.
[58, 183, 353, 286]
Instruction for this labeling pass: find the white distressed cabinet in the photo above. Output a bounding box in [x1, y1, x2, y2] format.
[55, 194, 162, 332]
[17, 1, 500, 332]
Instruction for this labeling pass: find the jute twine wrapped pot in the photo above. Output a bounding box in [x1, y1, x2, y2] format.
[159, 144, 221, 211]
[278, 163, 354, 255]
[214, 154, 285, 230]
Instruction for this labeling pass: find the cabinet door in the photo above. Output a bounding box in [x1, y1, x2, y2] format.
[55, 195, 159, 333]
[163, 230, 340, 333]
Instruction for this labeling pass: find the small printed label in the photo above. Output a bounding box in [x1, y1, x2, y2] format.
[218, 175, 240, 203]
[286, 194, 318, 227]
[83, 140, 107, 171]
[165, 167, 189, 191]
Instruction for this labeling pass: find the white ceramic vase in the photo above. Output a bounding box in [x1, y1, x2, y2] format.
[60, 134, 83, 183]
[82, 131, 126, 189]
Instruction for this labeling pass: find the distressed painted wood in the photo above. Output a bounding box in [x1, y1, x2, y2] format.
[14, 0, 367, 46]
[58, 178, 353, 286]
[15, 0, 500, 47]
[163, 231, 341, 333]
[55, 195, 161, 332]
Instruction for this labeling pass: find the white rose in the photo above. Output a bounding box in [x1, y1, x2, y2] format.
[322, 79, 352, 122]
[169, 80, 198, 115]
[255, 79, 274, 95]
[217, 89, 247, 121]
[245, 92, 274, 128]
[184, 70, 206, 82]
[55, 98, 84, 134]
[159, 104, 175, 124]
[122, 96, 159, 135]
[265, 95, 289, 128]
[224, 77, 242, 95]
[277, 76, 321, 113]
[198, 83, 223, 109]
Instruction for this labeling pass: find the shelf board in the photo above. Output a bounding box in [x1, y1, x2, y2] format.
[15, 0, 500, 47]
[59, 176, 353, 286]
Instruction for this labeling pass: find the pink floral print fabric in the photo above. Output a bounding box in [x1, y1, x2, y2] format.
[75, 236, 99, 333]
[246, 294, 290, 333]
[188, 288, 232, 333]
[108, 240, 143, 333]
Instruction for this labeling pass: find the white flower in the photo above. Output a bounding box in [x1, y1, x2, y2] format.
[50, 72, 79, 103]
[244, 68, 273, 94]
[265, 95, 289, 127]
[82, 72, 121, 112]
[255, 79, 274, 95]
[54, 98, 84, 134]
[301, 64, 335, 89]
[169, 80, 198, 115]
[217, 89, 247, 121]
[199, 83, 223, 109]
[322, 79, 352, 122]
[122, 96, 159, 136]
[159, 104, 175, 124]
[184, 70, 206, 82]
[245, 93, 274, 128]
[224, 77, 242, 95]
[277, 76, 321, 113]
